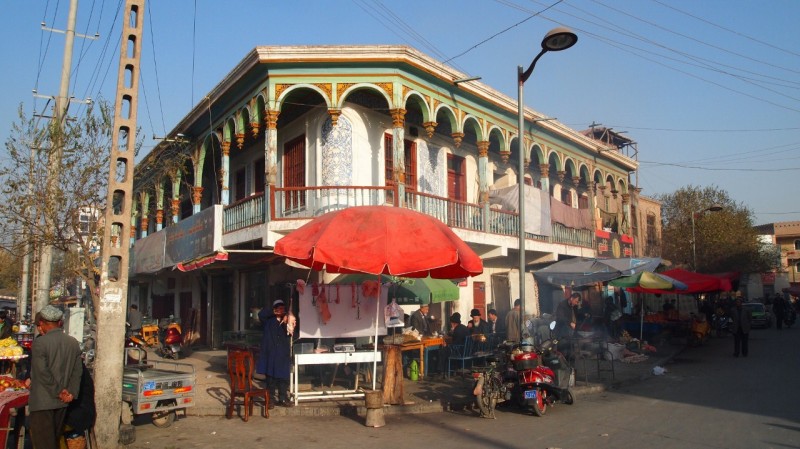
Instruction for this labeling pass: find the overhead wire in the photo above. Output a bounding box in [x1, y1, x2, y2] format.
[504, 0, 800, 111]
[445, 0, 564, 64]
[650, 0, 800, 58]
[145, 3, 166, 138]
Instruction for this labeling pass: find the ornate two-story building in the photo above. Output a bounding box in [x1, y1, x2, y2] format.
[129, 45, 650, 347]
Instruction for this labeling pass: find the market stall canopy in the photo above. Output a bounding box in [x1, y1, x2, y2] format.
[627, 268, 732, 294]
[609, 271, 688, 291]
[533, 257, 661, 287]
[331, 274, 459, 304]
[274, 206, 483, 279]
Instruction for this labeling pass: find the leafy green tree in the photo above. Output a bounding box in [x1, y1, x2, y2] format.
[0, 100, 114, 314]
[657, 185, 776, 274]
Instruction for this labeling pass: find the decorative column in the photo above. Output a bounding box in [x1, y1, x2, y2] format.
[264, 109, 280, 224]
[155, 183, 164, 232]
[588, 182, 598, 230]
[557, 170, 566, 183]
[477, 141, 490, 205]
[235, 133, 245, 150]
[451, 132, 464, 148]
[621, 193, 632, 235]
[423, 121, 437, 138]
[138, 191, 149, 238]
[538, 164, 550, 193]
[390, 108, 406, 205]
[221, 140, 231, 205]
[328, 109, 341, 126]
[130, 201, 139, 246]
[250, 122, 260, 140]
[265, 110, 280, 185]
[192, 186, 204, 214]
[171, 198, 180, 224]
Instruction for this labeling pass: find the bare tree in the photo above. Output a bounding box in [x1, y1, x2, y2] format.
[0, 100, 114, 315]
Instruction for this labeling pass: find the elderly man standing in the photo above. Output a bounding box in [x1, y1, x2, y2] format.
[409, 303, 432, 336]
[505, 299, 522, 342]
[28, 305, 83, 449]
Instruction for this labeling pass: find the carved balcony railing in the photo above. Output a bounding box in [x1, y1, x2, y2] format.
[222, 185, 595, 249]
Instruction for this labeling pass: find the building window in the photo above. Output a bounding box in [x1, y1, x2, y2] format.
[283, 135, 306, 210]
[795, 239, 800, 250]
[561, 188, 572, 207]
[646, 214, 657, 244]
[447, 154, 466, 202]
[578, 194, 589, 209]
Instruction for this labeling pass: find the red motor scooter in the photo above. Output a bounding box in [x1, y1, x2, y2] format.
[508, 334, 574, 416]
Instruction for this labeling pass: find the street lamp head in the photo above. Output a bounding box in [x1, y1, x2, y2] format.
[541, 27, 578, 52]
[707, 204, 723, 212]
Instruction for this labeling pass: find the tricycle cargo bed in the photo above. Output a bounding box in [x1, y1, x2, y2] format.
[122, 355, 196, 416]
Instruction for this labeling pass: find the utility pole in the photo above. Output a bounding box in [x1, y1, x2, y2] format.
[94, 0, 145, 446]
[35, 0, 80, 316]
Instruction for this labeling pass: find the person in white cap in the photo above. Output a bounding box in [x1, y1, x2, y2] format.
[257, 299, 294, 407]
[28, 305, 83, 449]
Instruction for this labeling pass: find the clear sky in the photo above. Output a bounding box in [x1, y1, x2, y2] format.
[1, 0, 798, 225]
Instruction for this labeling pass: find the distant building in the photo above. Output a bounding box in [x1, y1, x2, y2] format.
[751, 221, 799, 298]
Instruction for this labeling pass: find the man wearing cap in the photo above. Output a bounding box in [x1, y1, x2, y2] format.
[257, 299, 294, 407]
[436, 313, 469, 376]
[409, 303, 432, 336]
[28, 305, 83, 449]
[466, 309, 489, 335]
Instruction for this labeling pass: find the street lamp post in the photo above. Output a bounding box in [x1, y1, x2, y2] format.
[517, 27, 577, 341]
[691, 204, 723, 272]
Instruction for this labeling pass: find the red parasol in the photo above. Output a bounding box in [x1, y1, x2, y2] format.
[274, 205, 483, 394]
[274, 205, 483, 279]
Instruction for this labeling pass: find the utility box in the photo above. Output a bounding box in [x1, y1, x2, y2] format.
[63, 307, 85, 342]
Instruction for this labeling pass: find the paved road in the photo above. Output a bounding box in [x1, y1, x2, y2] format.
[126, 325, 800, 449]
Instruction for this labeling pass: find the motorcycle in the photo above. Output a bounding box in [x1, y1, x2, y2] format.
[473, 324, 574, 418]
[157, 315, 183, 360]
[510, 338, 574, 416]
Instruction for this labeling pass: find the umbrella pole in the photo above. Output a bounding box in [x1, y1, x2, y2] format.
[373, 274, 379, 390]
[640, 293, 644, 341]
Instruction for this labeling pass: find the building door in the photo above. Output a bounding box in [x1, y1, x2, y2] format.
[283, 135, 306, 211]
[447, 154, 466, 227]
[473, 281, 486, 317]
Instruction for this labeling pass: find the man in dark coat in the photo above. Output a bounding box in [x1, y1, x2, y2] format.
[409, 303, 431, 336]
[466, 309, 489, 335]
[257, 299, 294, 407]
[29, 306, 83, 449]
[554, 293, 581, 359]
[729, 298, 752, 357]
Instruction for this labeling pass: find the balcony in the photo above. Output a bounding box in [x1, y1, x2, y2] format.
[222, 185, 595, 249]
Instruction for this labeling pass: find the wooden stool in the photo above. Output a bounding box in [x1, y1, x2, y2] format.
[364, 390, 385, 428]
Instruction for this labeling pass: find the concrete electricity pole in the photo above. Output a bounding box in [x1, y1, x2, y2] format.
[94, 0, 145, 446]
[35, 0, 80, 317]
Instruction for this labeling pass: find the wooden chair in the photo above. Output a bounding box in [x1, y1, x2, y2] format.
[227, 348, 269, 421]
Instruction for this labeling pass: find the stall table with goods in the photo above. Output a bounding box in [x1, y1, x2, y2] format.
[0, 379, 29, 448]
[0, 338, 28, 377]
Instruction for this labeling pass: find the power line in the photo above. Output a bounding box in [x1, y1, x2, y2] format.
[444, 0, 564, 64]
[650, 0, 800, 58]
[640, 160, 800, 172]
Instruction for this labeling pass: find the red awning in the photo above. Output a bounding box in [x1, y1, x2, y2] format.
[176, 251, 228, 272]
[627, 268, 731, 294]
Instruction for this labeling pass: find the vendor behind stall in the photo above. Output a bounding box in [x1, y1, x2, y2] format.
[409, 302, 432, 336]
[257, 299, 294, 408]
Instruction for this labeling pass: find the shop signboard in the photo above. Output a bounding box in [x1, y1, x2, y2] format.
[596, 230, 633, 258]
